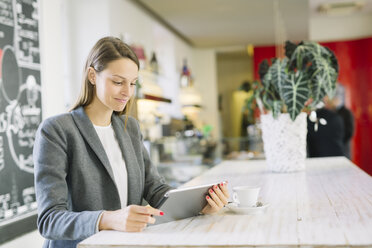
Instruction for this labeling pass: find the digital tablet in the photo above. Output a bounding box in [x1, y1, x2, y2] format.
[152, 182, 218, 225]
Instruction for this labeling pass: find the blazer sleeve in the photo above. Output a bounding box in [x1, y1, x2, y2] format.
[33, 117, 102, 240]
[130, 118, 173, 206]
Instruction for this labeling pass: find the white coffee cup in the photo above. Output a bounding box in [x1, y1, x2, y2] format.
[232, 186, 260, 207]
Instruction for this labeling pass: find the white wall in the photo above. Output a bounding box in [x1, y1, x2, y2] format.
[34, 0, 112, 119]
[310, 14, 372, 42]
[39, 0, 67, 118]
[62, 0, 111, 108]
[193, 49, 220, 141]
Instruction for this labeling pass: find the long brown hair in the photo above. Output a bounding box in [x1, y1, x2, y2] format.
[70, 36, 139, 117]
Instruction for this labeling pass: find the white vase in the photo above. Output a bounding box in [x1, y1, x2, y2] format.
[260, 112, 307, 173]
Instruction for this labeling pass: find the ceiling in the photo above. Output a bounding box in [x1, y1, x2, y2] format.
[134, 0, 372, 48]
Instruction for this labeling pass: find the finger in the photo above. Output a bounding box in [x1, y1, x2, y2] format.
[128, 205, 164, 217]
[126, 219, 148, 229]
[146, 205, 164, 216]
[128, 205, 150, 215]
[214, 185, 228, 205]
[219, 182, 230, 199]
[127, 220, 147, 229]
[205, 195, 219, 211]
[209, 188, 224, 208]
[128, 213, 156, 224]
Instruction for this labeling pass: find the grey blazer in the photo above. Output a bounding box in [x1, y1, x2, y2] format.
[33, 106, 171, 248]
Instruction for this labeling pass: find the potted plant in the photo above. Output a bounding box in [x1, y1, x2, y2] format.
[253, 40, 339, 172]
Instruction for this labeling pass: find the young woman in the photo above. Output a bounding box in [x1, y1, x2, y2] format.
[33, 37, 229, 248]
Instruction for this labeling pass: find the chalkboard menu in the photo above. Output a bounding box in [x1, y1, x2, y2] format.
[0, 0, 42, 244]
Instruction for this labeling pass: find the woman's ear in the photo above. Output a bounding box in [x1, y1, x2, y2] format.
[88, 67, 96, 85]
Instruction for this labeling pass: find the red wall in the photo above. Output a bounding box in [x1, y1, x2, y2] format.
[253, 46, 276, 81]
[253, 37, 372, 176]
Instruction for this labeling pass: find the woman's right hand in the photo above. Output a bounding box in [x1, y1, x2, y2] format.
[99, 205, 164, 232]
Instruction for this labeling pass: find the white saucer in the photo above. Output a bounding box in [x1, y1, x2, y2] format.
[226, 202, 269, 215]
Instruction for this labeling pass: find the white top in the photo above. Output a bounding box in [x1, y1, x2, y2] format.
[93, 123, 128, 208]
[79, 157, 372, 247]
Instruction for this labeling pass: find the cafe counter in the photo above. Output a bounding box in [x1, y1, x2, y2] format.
[78, 157, 372, 247]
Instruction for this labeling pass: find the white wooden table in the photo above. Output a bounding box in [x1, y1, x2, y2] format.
[78, 157, 372, 247]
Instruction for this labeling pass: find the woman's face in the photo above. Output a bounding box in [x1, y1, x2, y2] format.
[93, 58, 138, 112]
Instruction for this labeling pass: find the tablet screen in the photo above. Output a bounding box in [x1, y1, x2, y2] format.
[153, 183, 217, 225]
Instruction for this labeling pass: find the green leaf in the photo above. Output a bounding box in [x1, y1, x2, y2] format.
[282, 72, 310, 121]
[262, 93, 272, 111]
[288, 41, 338, 108]
[256, 40, 338, 120]
[284, 40, 298, 59]
[324, 46, 339, 73]
[289, 43, 313, 70]
[272, 100, 283, 119]
[262, 69, 272, 89]
[305, 41, 331, 60]
[258, 60, 270, 81]
[267, 58, 288, 99]
[309, 74, 327, 107]
[310, 56, 338, 104]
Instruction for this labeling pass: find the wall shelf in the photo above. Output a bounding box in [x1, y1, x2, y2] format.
[141, 94, 172, 103]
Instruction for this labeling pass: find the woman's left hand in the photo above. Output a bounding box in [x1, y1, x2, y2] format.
[201, 181, 230, 214]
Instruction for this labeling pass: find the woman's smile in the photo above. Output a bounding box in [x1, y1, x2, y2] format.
[115, 98, 128, 104]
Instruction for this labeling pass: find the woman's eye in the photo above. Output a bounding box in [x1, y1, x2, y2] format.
[113, 81, 122, 85]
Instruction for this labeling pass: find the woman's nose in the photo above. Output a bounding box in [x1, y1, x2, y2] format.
[120, 83, 131, 95]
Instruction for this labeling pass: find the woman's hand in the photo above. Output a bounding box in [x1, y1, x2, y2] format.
[201, 181, 230, 214]
[99, 205, 163, 232]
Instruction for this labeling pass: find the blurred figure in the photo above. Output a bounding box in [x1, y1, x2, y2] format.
[307, 105, 345, 157]
[333, 84, 354, 158]
[307, 84, 354, 158]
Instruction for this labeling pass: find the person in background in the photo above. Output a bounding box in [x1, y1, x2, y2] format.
[307, 83, 354, 158]
[33, 37, 229, 248]
[333, 84, 354, 158]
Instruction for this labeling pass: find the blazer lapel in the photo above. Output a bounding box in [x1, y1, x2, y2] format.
[70, 107, 116, 184]
[111, 115, 141, 205]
